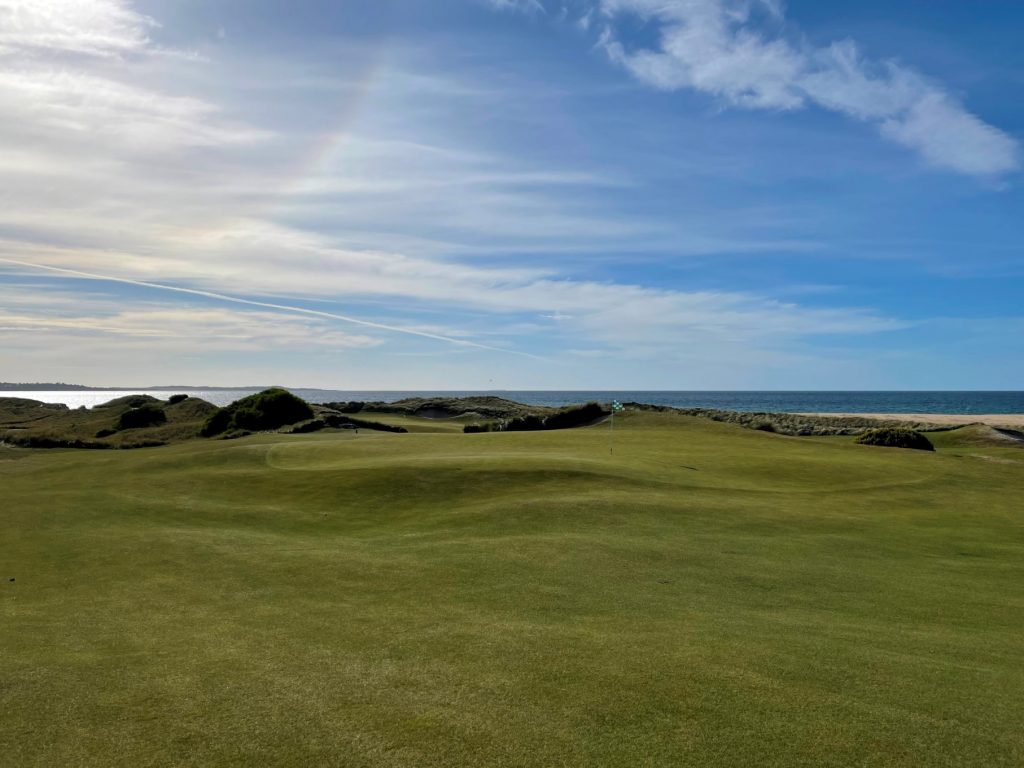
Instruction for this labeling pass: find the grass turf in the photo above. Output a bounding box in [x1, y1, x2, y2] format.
[2, 411, 1022, 766]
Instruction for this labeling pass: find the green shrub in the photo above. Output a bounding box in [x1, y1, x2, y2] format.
[201, 389, 314, 437]
[855, 428, 934, 452]
[8, 435, 110, 449]
[200, 408, 232, 437]
[95, 428, 117, 438]
[115, 404, 167, 431]
[167, 394, 188, 405]
[543, 402, 608, 430]
[503, 414, 546, 432]
[464, 423, 499, 434]
[287, 419, 326, 434]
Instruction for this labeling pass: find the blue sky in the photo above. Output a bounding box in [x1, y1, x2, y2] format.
[0, 0, 1021, 388]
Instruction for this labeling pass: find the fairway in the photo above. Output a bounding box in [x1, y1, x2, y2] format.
[2, 412, 1023, 766]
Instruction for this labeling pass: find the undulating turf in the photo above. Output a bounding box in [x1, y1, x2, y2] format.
[2, 411, 1022, 766]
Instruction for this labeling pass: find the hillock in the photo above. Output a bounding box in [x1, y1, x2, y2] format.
[855, 428, 935, 451]
[0, 395, 218, 450]
[115, 404, 167, 431]
[626, 404, 951, 437]
[201, 388, 314, 437]
[324, 396, 551, 421]
[465, 402, 609, 433]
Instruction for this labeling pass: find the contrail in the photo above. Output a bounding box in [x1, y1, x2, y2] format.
[0, 256, 537, 358]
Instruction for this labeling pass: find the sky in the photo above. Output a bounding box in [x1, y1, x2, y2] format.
[0, 0, 1022, 389]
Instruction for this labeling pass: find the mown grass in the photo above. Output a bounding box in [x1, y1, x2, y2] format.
[2, 411, 1023, 767]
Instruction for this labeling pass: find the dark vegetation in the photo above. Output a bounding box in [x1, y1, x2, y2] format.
[856, 427, 935, 451]
[115, 404, 167, 431]
[464, 402, 609, 433]
[201, 388, 313, 437]
[167, 394, 189, 405]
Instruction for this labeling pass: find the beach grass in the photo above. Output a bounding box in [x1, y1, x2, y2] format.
[2, 411, 1022, 766]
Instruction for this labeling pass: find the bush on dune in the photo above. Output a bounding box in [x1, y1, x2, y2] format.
[466, 402, 610, 433]
[115, 404, 167, 431]
[543, 402, 608, 430]
[201, 389, 314, 437]
[463, 423, 499, 434]
[855, 428, 934, 451]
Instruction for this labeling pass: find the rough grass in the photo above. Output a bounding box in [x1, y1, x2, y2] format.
[0, 396, 217, 449]
[2, 412, 1023, 767]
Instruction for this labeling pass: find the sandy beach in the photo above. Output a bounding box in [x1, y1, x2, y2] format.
[799, 413, 1024, 428]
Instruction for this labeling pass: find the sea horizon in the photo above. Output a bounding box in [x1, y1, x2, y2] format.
[7, 389, 1024, 415]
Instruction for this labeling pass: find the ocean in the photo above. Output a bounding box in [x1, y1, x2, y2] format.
[5, 390, 1024, 414]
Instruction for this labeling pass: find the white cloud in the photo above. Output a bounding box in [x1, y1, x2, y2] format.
[0, 68, 266, 151]
[595, 0, 1019, 176]
[0, 0, 153, 58]
[0, 298, 382, 353]
[485, 0, 546, 13]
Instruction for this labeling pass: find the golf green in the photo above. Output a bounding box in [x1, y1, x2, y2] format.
[2, 412, 1022, 766]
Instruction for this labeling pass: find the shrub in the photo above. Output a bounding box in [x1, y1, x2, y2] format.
[503, 414, 546, 432]
[115, 404, 167, 431]
[8, 435, 110, 449]
[855, 428, 934, 452]
[287, 419, 326, 434]
[200, 408, 232, 437]
[201, 388, 314, 437]
[95, 428, 117, 438]
[167, 394, 189, 405]
[543, 402, 608, 430]
[464, 423, 498, 434]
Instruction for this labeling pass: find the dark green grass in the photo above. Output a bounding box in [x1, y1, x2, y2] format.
[2, 413, 1023, 766]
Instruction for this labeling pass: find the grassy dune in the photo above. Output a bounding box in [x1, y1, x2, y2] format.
[2, 411, 1023, 766]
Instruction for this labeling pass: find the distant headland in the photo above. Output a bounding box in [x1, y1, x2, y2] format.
[0, 383, 272, 392]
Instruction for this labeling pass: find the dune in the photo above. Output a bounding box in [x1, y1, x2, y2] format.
[799, 412, 1024, 428]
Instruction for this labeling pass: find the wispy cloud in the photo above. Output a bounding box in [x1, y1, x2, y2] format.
[0, 256, 537, 357]
[484, 0, 546, 13]
[0, 0, 153, 58]
[582, 0, 1019, 176]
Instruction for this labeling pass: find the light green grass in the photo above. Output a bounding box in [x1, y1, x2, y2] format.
[2, 412, 1023, 766]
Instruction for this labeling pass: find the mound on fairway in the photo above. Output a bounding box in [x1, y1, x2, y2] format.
[201, 388, 314, 436]
[855, 427, 935, 451]
[2, 411, 1022, 766]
